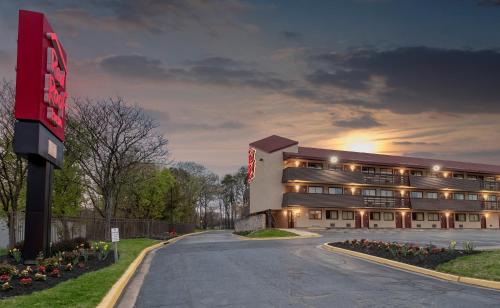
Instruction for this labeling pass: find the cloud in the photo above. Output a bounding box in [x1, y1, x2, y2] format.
[28, 0, 254, 35]
[331, 111, 383, 128]
[307, 47, 500, 114]
[100, 54, 293, 91]
[393, 141, 439, 146]
[280, 31, 302, 40]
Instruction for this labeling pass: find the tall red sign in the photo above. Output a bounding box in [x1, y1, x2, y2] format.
[248, 147, 256, 183]
[15, 10, 67, 141]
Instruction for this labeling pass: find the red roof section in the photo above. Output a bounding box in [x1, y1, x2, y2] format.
[249, 135, 298, 153]
[284, 146, 500, 175]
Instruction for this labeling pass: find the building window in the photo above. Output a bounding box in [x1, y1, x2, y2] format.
[380, 190, 394, 197]
[455, 213, 466, 222]
[370, 212, 381, 221]
[453, 193, 465, 200]
[467, 194, 478, 201]
[307, 162, 323, 169]
[342, 211, 354, 220]
[362, 189, 376, 196]
[383, 212, 394, 221]
[487, 195, 497, 201]
[362, 167, 375, 174]
[309, 210, 322, 220]
[411, 191, 423, 198]
[428, 213, 440, 221]
[380, 168, 393, 175]
[328, 187, 343, 195]
[469, 214, 479, 222]
[467, 175, 478, 180]
[412, 212, 424, 221]
[411, 170, 423, 176]
[326, 210, 338, 220]
[308, 186, 323, 194]
[426, 192, 438, 199]
[453, 173, 464, 179]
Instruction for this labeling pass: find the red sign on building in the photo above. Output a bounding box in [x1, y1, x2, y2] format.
[248, 147, 256, 183]
[15, 10, 68, 141]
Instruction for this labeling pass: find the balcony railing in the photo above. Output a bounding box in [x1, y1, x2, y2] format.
[482, 201, 500, 210]
[481, 181, 499, 191]
[363, 196, 411, 208]
[283, 166, 500, 191]
[282, 192, 410, 209]
[363, 173, 409, 186]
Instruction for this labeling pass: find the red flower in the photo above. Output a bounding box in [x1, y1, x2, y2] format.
[37, 265, 46, 274]
[20, 277, 32, 285]
[0, 274, 10, 283]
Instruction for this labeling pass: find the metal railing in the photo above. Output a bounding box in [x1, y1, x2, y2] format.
[362, 173, 409, 186]
[482, 201, 500, 210]
[363, 196, 411, 208]
[481, 181, 499, 191]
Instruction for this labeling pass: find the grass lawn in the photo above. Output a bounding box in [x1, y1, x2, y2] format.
[1, 238, 159, 308]
[436, 250, 500, 281]
[244, 228, 298, 238]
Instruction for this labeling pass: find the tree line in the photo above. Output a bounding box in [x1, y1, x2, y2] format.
[0, 80, 248, 247]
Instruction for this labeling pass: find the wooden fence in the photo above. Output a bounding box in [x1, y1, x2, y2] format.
[13, 216, 195, 243]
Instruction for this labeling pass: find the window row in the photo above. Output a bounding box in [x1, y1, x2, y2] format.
[410, 212, 480, 222]
[309, 210, 356, 220]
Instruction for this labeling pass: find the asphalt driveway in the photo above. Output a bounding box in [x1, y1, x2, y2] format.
[129, 230, 500, 308]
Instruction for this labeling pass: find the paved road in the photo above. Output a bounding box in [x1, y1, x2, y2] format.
[131, 230, 500, 308]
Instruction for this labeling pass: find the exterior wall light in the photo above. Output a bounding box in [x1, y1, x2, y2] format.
[350, 187, 356, 194]
[483, 193, 488, 200]
[295, 185, 300, 192]
[485, 213, 490, 218]
[443, 192, 449, 199]
[432, 165, 441, 172]
[445, 212, 450, 217]
[443, 172, 449, 178]
[360, 210, 365, 215]
[330, 156, 339, 164]
[350, 164, 356, 171]
[295, 160, 300, 167]
[399, 169, 405, 175]
[400, 190, 405, 196]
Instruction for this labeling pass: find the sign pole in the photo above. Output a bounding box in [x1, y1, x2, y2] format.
[114, 242, 118, 263]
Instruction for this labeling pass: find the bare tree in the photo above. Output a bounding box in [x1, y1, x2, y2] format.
[67, 97, 168, 239]
[0, 80, 28, 247]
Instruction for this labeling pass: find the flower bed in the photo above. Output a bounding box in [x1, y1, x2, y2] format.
[0, 239, 114, 299]
[329, 239, 477, 269]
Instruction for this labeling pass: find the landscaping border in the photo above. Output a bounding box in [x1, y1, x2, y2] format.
[233, 229, 321, 241]
[320, 243, 500, 291]
[97, 231, 207, 308]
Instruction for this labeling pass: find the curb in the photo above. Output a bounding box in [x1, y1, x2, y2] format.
[97, 231, 208, 308]
[320, 243, 500, 291]
[233, 232, 321, 241]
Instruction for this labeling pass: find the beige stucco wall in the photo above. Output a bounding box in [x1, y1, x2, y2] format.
[249, 145, 298, 214]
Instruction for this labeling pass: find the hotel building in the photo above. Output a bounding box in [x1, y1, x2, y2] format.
[248, 135, 500, 229]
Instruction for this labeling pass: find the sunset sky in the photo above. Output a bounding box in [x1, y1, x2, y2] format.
[2, 0, 500, 175]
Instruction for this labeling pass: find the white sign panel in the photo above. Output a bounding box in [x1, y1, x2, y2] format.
[111, 228, 120, 242]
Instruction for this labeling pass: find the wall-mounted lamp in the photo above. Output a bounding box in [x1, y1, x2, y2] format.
[295, 160, 300, 167]
[483, 193, 489, 200]
[360, 210, 365, 215]
[350, 164, 356, 171]
[443, 192, 449, 199]
[443, 172, 449, 178]
[445, 212, 450, 217]
[432, 165, 441, 172]
[330, 156, 339, 164]
[295, 185, 300, 192]
[485, 213, 490, 218]
[350, 187, 356, 194]
[399, 169, 405, 175]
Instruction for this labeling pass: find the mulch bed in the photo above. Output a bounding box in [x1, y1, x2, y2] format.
[0, 253, 115, 299]
[329, 241, 477, 269]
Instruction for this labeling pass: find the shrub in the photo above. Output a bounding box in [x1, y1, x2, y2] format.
[92, 241, 110, 261]
[0, 274, 10, 283]
[51, 237, 90, 254]
[0, 263, 15, 276]
[463, 241, 475, 253]
[9, 248, 22, 263]
[19, 277, 32, 286]
[34, 273, 47, 281]
[49, 268, 60, 278]
[1, 282, 12, 291]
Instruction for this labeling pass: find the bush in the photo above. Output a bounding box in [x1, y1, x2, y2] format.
[51, 237, 90, 254]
